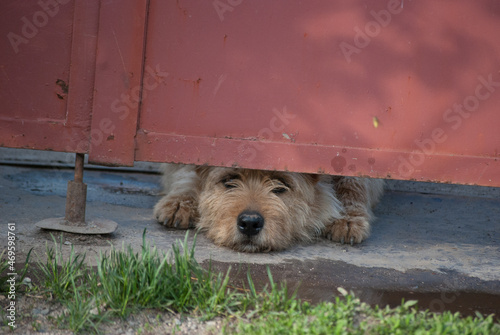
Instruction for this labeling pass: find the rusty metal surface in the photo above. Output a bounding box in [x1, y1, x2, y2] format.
[36, 217, 118, 235]
[0, 0, 99, 153]
[87, 0, 149, 166]
[35, 152, 118, 234]
[136, 0, 500, 186]
[64, 180, 87, 224]
[65, 153, 86, 223]
[74, 153, 84, 182]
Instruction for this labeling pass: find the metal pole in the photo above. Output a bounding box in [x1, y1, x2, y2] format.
[74, 153, 84, 183]
[36, 152, 117, 234]
[65, 153, 87, 224]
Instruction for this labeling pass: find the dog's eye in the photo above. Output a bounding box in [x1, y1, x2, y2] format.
[220, 175, 240, 189]
[272, 186, 288, 194]
[223, 181, 237, 189]
[271, 179, 290, 194]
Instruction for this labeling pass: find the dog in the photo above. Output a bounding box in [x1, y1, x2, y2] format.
[154, 164, 384, 252]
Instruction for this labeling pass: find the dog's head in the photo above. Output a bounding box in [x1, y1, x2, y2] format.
[195, 167, 340, 252]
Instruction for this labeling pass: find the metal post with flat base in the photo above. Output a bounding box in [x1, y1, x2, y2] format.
[36, 153, 118, 234]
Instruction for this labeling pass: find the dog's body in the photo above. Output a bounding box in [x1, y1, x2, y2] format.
[154, 164, 384, 252]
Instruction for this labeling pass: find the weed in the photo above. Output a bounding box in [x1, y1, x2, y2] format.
[0, 249, 32, 294]
[34, 236, 106, 333]
[96, 231, 239, 318]
[36, 236, 87, 301]
[61, 278, 102, 333]
[242, 266, 302, 318]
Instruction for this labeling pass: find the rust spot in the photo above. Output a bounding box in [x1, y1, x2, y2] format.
[331, 156, 347, 173]
[56, 79, 69, 94]
[303, 32, 308, 38]
[55, 79, 68, 100]
[224, 34, 228, 44]
[407, 76, 411, 97]
[176, 0, 188, 18]
[192, 78, 202, 96]
[180, 78, 202, 96]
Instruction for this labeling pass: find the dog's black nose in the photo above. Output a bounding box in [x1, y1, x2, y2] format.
[237, 211, 264, 236]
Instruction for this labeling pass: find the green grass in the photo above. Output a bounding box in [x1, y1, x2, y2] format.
[30, 232, 245, 333]
[2, 232, 499, 334]
[37, 236, 88, 300]
[231, 289, 498, 335]
[95, 232, 240, 318]
[35, 236, 106, 333]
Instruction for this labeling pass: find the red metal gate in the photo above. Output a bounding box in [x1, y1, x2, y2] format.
[2, 0, 500, 187]
[0, 0, 99, 153]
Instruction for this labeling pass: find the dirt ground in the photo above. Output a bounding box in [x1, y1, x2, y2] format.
[1, 293, 227, 334]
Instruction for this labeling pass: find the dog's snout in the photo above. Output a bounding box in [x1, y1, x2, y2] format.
[237, 211, 264, 236]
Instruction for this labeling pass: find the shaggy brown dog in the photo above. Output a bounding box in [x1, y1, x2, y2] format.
[154, 164, 384, 252]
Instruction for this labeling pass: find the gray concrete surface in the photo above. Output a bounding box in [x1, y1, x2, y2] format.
[1, 148, 499, 316]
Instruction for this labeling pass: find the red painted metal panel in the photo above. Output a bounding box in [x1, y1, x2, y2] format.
[135, 132, 498, 187]
[0, 0, 99, 153]
[135, 0, 500, 186]
[1, 0, 499, 187]
[87, 0, 149, 166]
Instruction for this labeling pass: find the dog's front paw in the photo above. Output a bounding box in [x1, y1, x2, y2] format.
[153, 195, 198, 229]
[325, 215, 370, 245]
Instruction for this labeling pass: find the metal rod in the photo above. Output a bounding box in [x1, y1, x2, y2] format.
[74, 153, 84, 183]
[64, 153, 87, 224]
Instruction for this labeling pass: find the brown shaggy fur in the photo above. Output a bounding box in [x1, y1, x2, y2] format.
[154, 164, 384, 252]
